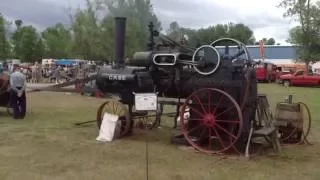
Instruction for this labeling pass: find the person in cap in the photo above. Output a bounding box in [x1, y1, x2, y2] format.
[9, 64, 27, 119]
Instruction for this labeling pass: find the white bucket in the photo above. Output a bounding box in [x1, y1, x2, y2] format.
[96, 113, 119, 142]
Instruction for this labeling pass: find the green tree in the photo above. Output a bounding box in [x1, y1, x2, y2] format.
[15, 19, 23, 29]
[71, 2, 104, 60]
[254, 38, 277, 45]
[19, 26, 39, 62]
[42, 23, 72, 58]
[170, 22, 255, 47]
[11, 19, 24, 58]
[278, 0, 320, 64]
[96, 0, 162, 55]
[34, 38, 45, 61]
[167, 21, 182, 42]
[11, 20, 40, 62]
[0, 14, 10, 59]
[266, 38, 276, 45]
[228, 23, 255, 44]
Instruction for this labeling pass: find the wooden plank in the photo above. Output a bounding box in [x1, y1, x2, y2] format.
[253, 127, 276, 136]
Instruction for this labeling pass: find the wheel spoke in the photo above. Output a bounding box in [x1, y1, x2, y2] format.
[215, 106, 234, 118]
[213, 95, 224, 114]
[189, 106, 205, 118]
[188, 118, 203, 121]
[207, 90, 211, 113]
[187, 124, 204, 134]
[192, 94, 207, 114]
[112, 103, 116, 114]
[215, 123, 237, 139]
[215, 119, 239, 124]
[198, 127, 207, 140]
[212, 127, 226, 149]
[114, 103, 119, 114]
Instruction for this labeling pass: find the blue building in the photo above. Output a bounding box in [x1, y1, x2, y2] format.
[216, 45, 299, 61]
[245, 45, 299, 60]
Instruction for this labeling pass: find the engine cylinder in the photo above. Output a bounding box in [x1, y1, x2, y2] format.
[130, 51, 153, 67]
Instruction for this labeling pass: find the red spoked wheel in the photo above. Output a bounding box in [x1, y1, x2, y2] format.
[180, 88, 243, 154]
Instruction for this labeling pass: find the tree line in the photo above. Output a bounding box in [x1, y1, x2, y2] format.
[279, 0, 320, 65]
[0, 0, 280, 63]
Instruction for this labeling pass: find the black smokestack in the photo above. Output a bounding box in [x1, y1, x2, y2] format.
[114, 17, 126, 68]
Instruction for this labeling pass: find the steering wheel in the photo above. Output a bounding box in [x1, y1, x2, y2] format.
[191, 38, 251, 76]
[210, 38, 251, 63]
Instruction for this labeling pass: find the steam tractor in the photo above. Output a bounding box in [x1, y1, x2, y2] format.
[92, 17, 277, 155]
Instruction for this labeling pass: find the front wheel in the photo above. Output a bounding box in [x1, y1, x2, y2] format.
[283, 80, 291, 87]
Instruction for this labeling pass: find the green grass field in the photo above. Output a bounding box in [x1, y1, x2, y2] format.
[0, 84, 319, 180]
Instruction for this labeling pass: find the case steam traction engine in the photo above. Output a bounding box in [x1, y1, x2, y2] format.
[89, 17, 280, 155]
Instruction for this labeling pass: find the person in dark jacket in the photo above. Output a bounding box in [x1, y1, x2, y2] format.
[9, 65, 26, 119]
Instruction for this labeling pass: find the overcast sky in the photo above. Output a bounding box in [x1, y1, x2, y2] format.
[0, 0, 298, 44]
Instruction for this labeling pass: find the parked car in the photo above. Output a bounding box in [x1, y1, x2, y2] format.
[279, 70, 320, 87]
[275, 64, 308, 83]
[255, 61, 277, 83]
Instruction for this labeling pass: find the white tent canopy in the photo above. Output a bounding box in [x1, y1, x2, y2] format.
[253, 59, 297, 65]
[266, 59, 296, 65]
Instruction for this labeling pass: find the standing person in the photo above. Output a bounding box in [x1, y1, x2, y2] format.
[54, 66, 61, 84]
[35, 62, 42, 83]
[9, 63, 14, 73]
[31, 63, 37, 83]
[9, 65, 27, 119]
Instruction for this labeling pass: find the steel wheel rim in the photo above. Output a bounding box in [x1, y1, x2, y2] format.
[180, 88, 243, 154]
[297, 102, 311, 144]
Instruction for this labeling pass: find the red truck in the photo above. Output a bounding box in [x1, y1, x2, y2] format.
[279, 70, 320, 87]
[255, 61, 277, 83]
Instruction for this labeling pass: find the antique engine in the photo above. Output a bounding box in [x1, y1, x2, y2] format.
[95, 17, 258, 153]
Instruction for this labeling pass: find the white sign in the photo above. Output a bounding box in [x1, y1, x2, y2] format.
[134, 93, 158, 111]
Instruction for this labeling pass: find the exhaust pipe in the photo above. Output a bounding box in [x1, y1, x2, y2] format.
[114, 17, 126, 68]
